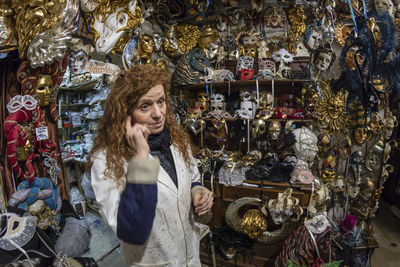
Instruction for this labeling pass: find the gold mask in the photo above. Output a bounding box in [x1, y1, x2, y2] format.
[17, 127, 32, 161]
[36, 75, 52, 107]
[353, 127, 371, 145]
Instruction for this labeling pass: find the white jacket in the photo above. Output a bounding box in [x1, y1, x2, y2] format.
[91, 145, 203, 266]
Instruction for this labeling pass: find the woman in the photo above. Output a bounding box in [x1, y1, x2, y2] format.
[89, 64, 213, 266]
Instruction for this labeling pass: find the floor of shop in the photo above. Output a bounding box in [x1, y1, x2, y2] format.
[82, 200, 400, 267]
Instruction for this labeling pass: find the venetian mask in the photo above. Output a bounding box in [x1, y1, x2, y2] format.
[365, 140, 384, 171]
[272, 48, 294, 63]
[240, 91, 253, 102]
[36, 75, 53, 107]
[210, 102, 225, 114]
[349, 151, 364, 182]
[259, 92, 273, 109]
[204, 41, 219, 60]
[383, 111, 398, 140]
[152, 33, 163, 52]
[210, 93, 225, 104]
[234, 101, 256, 119]
[68, 49, 89, 76]
[139, 34, 154, 54]
[240, 209, 267, 239]
[268, 120, 281, 140]
[266, 188, 303, 225]
[353, 127, 371, 145]
[264, 6, 286, 28]
[251, 119, 267, 139]
[236, 56, 254, 71]
[240, 44, 257, 58]
[216, 15, 227, 32]
[314, 51, 334, 71]
[305, 27, 323, 50]
[188, 106, 202, 119]
[81, 0, 98, 12]
[293, 127, 318, 162]
[198, 26, 219, 60]
[28, 200, 59, 231]
[16, 127, 32, 161]
[0, 5, 16, 51]
[257, 40, 269, 58]
[374, 0, 394, 17]
[342, 226, 363, 247]
[91, 1, 142, 54]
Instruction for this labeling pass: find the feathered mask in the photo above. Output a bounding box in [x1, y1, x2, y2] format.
[333, 11, 400, 113]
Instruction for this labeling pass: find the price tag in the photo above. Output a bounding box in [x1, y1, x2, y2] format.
[36, 126, 49, 141]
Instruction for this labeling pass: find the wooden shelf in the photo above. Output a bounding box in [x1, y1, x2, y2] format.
[202, 118, 313, 122]
[175, 79, 311, 94]
[61, 103, 90, 107]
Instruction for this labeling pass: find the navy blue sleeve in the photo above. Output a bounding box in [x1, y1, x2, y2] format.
[116, 184, 157, 245]
[191, 182, 202, 188]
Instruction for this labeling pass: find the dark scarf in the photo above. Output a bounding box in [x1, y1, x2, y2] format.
[148, 126, 172, 154]
[148, 126, 178, 187]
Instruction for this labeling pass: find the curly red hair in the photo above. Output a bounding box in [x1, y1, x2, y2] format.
[89, 64, 193, 182]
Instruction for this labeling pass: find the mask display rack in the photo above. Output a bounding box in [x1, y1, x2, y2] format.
[175, 78, 319, 265]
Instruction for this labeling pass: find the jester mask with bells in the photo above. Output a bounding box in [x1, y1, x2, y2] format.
[265, 188, 303, 225]
[12, 0, 79, 68]
[17, 57, 68, 122]
[85, 0, 143, 55]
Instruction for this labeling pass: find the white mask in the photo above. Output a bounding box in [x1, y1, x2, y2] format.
[306, 28, 323, 50]
[292, 127, 318, 162]
[237, 101, 256, 119]
[204, 41, 219, 60]
[210, 102, 225, 114]
[81, 0, 98, 12]
[272, 48, 294, 64]
[210, 93, 225, 104]
[315, 52, 333, 71]
[374, 0, 394, 17]
[152, 33, 163, 52]
[93, 1, 139, 54]
[236, 56, 254, 71]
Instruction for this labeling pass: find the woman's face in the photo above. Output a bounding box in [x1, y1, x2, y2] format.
[132, 84, 166, 135]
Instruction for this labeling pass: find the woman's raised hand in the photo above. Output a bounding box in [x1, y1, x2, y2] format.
[126, 116, 151, 159]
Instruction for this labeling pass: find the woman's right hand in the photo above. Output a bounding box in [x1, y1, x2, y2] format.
[126, 116, 151, 159]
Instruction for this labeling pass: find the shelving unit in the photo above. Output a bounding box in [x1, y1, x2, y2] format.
[176, 78, 316, 266]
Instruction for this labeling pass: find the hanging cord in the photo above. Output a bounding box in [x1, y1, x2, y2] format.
[228, 80, 231, 96]
[206, 83, 209, 100]
[307, 181, 315, 218]
[210, 81, 213, 99]
[87, 13, 93, 34]
[247, 119, 250, 154]
[75, 2, 81, 35]
[271, 78, 275, 110]
[256, 79, 260, 108]
[346, 0, 359, 37]
[361, 0, 368, 20]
